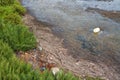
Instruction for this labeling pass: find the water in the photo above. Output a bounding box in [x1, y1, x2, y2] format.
[22, 0, 120, 76]
[76, 0, 120, 11]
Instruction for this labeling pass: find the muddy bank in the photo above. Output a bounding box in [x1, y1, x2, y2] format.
[21, 13, 120, 80]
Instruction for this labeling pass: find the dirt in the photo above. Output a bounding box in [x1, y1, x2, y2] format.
[18, 13, 120, 80]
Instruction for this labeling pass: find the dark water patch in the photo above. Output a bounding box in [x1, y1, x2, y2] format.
[51, 27, 65, 38]
[76, 35, 103, 54]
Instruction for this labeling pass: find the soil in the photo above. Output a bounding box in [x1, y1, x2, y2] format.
[17, 13, 119, 80]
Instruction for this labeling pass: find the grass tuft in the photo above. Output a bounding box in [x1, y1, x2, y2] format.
[0, 23, 37, 51]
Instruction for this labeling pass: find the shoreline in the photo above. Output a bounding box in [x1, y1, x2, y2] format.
[18, 0, 120, 79]
[21, 12, 120, 80]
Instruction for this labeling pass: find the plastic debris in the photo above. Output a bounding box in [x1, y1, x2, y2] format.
[93, 27, 101, 33]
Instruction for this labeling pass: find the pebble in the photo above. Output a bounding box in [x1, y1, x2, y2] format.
[51, 67, 60, 75]
[50, 57, 53, 60]
[25, 52, 28, 55]
[38, 46, 43, 51]
[75, 62, 79, 65]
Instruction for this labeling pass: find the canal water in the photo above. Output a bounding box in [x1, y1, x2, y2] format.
[22, 0, 120, 77]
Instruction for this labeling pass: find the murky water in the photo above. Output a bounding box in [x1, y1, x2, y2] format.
[22, 0, 120, 76]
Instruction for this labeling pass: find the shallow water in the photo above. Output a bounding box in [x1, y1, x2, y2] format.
[22, 0, 120, 75]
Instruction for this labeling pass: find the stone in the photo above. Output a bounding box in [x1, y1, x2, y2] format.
[51, 67, 60, 75]
[50, 57, 53, 60]
[38, 46, 43, 51]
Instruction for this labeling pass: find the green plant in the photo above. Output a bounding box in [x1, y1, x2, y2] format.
[0, 40, 39, 80]
[0, 4, 25, 24]
[3, 13, 22, 24]
[0, 6, 14, 16]
[0, 0, 15, 6]
[56, 70, 80, 80]
[0, 23, 37, 51]
[0, 40, 14, 60]
[0, 4, 26, 16]
[13, 4, 26, 15]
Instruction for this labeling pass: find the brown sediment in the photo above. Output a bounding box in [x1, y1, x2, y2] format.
[18, 13, 120, 80]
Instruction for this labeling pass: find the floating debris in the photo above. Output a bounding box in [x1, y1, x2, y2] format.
[93, 27, 101, 33]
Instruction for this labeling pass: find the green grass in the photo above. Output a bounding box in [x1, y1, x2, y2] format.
[0, 0, 15, 6]
[0, 3, 26, 24]
[0, 6, 14, 16]
[0, 0, 36, 51]
[3, 13, 22, 24]
[0, 23, 37, 51]
[13, 3, 26, 15]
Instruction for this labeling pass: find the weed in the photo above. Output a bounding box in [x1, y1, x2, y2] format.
[0, 24, 37, 51]
[0, 0, 15, 6]
[3, 13, 22, 24]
